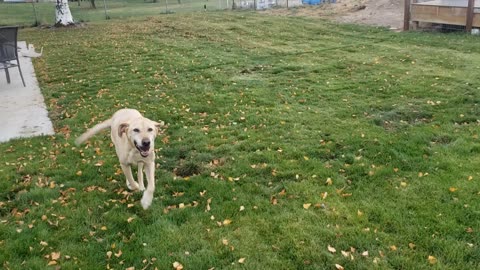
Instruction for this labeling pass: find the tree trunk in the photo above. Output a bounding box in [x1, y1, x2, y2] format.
[55, 0, 75, 26]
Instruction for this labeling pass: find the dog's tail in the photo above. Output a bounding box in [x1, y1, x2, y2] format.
[75, 119, 113, 146]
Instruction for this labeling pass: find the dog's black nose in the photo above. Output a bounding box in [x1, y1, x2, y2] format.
[142, 139, 151, 148]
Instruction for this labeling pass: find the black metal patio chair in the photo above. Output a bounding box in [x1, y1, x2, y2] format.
[0, 26, 26, 87]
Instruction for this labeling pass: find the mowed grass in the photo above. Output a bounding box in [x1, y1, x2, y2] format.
[1, 11, 480, 269]
[0, 0, 222, 27]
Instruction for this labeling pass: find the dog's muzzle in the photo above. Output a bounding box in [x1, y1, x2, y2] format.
[134, 139, 151, 158]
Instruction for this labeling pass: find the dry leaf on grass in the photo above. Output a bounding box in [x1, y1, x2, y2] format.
[328, 245, 336, 253]
[51, 252, 61, 260]
[173, 261, 184, 270]
[325, 178, 333, 185]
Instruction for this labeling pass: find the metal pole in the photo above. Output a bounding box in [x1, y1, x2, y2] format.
[31, 2, 39, 26]
[103, 0, 109, 19]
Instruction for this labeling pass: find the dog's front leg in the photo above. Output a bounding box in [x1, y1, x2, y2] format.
[137, 162, 145, 191]
[141, 162, 155, 209]
[121, 163, 140, 190]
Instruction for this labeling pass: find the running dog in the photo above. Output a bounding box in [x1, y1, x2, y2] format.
[75, 109, 164, 209]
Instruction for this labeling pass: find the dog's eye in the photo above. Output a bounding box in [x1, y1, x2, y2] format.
[148, 128, 153, 132]
[133, 128, 140, 133]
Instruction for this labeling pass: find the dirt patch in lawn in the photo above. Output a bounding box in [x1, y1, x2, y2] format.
[263, 0, 405, 30]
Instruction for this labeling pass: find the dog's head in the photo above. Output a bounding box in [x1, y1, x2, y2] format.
[118, 118, 164, 158]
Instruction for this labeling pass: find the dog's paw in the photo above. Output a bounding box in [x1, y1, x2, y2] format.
[141, 191, 153, 209]
[126, 180, 140, 191]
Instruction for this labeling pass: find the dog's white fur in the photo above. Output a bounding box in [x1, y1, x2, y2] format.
[75, 109, 164, 209]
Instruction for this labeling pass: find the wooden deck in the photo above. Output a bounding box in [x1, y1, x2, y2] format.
[414, 0, 479, 8]
[410, 0, 480, 27]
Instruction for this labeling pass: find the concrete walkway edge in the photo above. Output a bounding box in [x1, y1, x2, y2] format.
[0, 41, 55, 143]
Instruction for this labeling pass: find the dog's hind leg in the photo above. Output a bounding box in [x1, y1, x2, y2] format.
[141, 162, 155, 209]
[137, 162, 145, 191]
[121, 163, 140, 191]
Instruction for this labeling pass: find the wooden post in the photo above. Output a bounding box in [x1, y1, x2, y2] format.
[466, 0, 475, 32]
[403, 0, 411, 31]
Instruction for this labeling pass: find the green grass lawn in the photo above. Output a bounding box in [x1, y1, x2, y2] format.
[0, 0, 226, 26]
[1, 11, 480, 269]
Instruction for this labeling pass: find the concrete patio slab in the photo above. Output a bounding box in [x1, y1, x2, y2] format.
[0, 41, 54, 143]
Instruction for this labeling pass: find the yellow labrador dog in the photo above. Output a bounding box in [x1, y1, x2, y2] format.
[75, 109, 164, 209]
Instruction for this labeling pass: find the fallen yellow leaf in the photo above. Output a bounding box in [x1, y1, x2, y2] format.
[94, 161, 104, 167]
[325, 178, 333, 185]
[51, 252, 61, 260]
[271, 196, 278, 205]
[238, 257, 246, 264]
[428, 255, 437, 264]
[335, 264, 344, 270]
[303, 203, 312, 209]
[223, 219, 232, 225]
[449, 187, 458, 192]
[327, 245, 336, 253]
[114, 250, 122, 258]
[173, 261, 184, 270]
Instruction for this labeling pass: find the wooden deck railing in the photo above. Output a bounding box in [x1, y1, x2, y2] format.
[404, 0, 477, 32]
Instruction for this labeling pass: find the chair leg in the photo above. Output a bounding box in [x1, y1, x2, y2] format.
[16, 60, 26, 87]
[5, 68, 10, 84]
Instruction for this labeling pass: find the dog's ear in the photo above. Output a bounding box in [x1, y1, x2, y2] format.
[118, 123, 129, 137]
